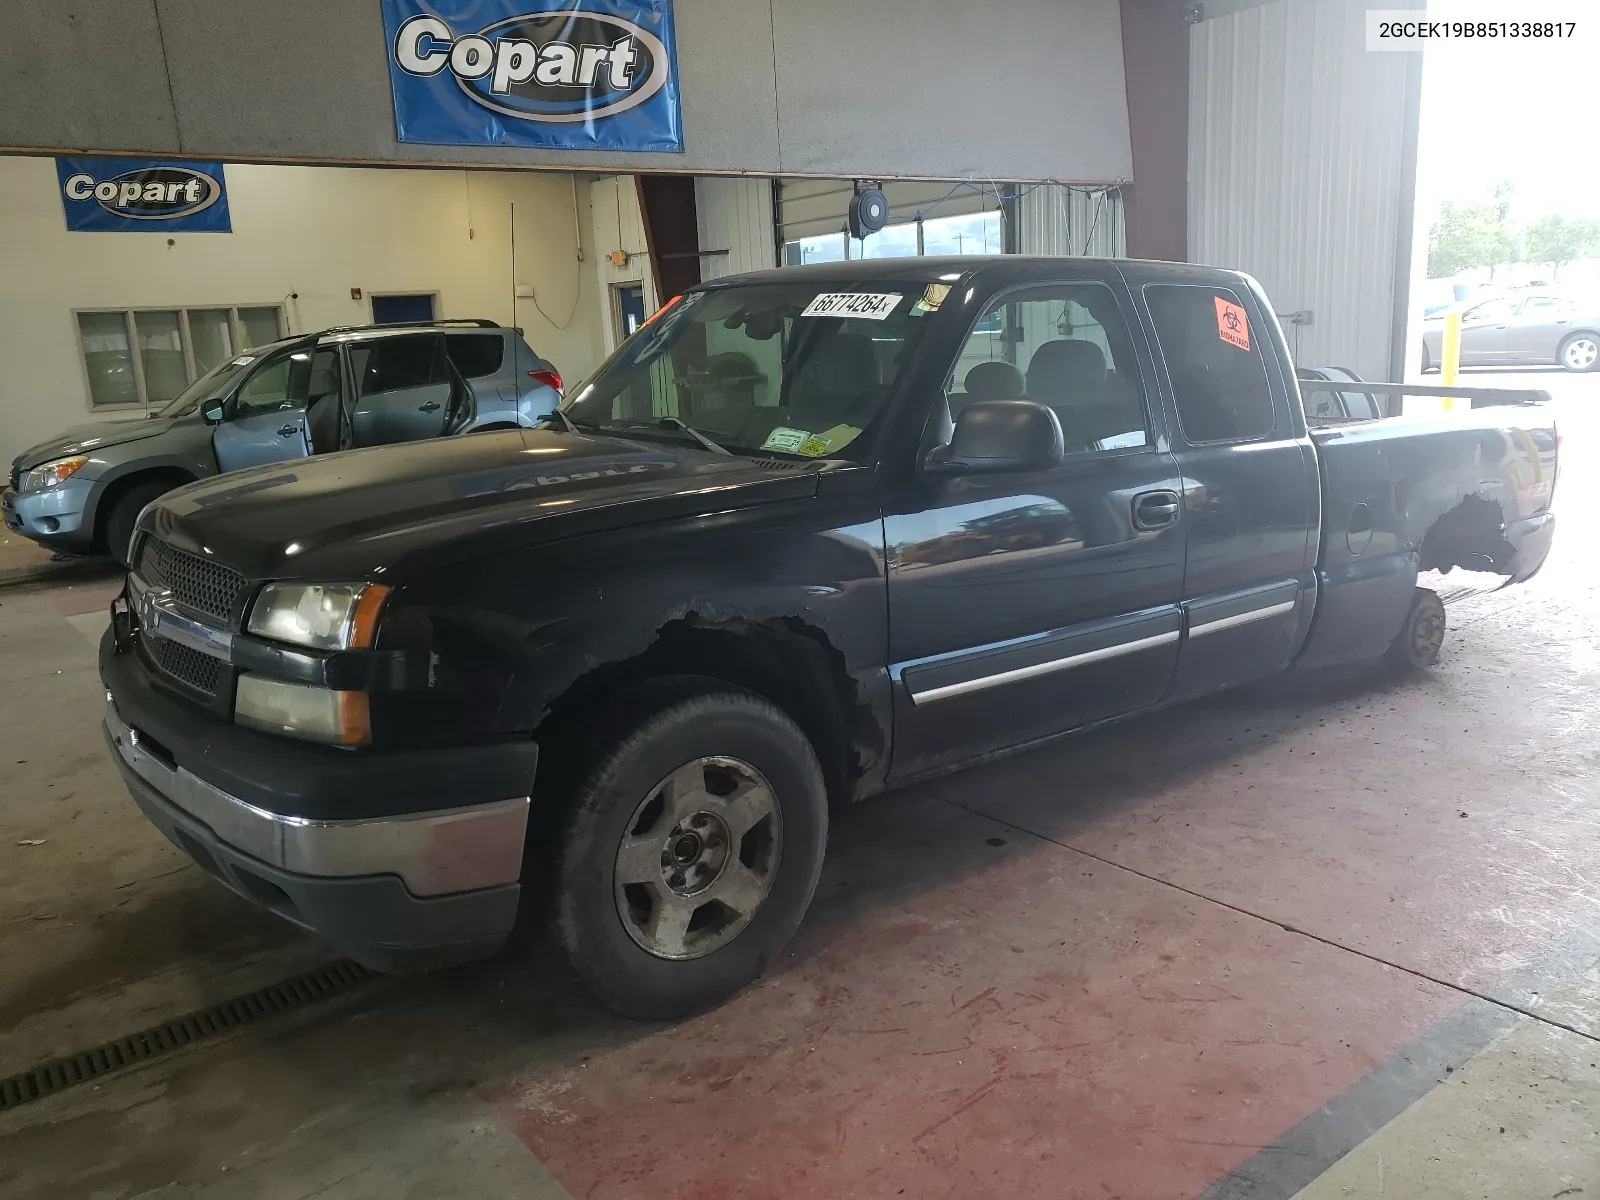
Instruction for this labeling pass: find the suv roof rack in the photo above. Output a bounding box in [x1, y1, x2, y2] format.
[312, 318, 502, 337]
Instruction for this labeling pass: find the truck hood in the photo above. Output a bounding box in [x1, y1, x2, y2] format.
[142, 428, 822, 581]
[15, 416, 179, 470]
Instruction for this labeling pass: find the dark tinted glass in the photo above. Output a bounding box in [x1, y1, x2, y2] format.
[1145, 284, 1276, 443]
[360, 335, 444, 395]
[446, 333, 504, 378]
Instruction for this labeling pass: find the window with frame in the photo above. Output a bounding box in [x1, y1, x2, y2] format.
[232, 348, 336, 420]
[75, 306, 284, 408]
[949, 283, 1150, 454]
[784, 210, 1004, 266]
[351, 335, 448, 398]
[1144, 284, 1277, 444]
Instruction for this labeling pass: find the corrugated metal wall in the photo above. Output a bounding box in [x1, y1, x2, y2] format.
[1018, 184, 1127, 257]
[695, 177, 777, 281]
[1188, 0, 1422, 380]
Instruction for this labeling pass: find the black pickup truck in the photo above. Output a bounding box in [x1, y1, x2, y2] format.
[101, 258, 1558, 1019]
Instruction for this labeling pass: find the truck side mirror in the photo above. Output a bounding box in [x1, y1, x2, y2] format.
[202, 400, 225, 425]
[925, 400, 1064, 476]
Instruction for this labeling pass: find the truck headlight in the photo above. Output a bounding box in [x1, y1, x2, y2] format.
[235, 675, 371, 746]
[246, 583, 390, 652]
[23, 456, 88, 492]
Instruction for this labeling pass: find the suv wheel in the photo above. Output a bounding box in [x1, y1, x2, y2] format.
[104, 480, 177, 568]
[554, 686, 827, 1020]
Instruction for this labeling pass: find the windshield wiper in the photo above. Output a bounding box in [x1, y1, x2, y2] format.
[656, 416, 731, 456]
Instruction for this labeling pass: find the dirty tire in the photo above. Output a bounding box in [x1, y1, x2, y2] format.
[1385, 587, 1446, 671]
[105, 480, 176, 568]
[554, 687, 827, 1021]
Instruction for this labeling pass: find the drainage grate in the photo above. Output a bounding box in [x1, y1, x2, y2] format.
[0, 960, 376, 1111]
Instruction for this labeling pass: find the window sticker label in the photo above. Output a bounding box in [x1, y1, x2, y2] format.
[761, 426, 810, 453]
[910, 283, 951, 316]
[1214, 296, 1251, 352]
[798, 424, 861, 457]
[801, 293, 901, 321]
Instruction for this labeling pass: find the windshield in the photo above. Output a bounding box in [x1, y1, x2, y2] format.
[561, 282, 948, 460]
[154, 353, 263, 418]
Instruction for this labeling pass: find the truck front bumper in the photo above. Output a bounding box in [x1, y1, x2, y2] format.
[101, 639, 538, 972]
[2, 478, 95, 551]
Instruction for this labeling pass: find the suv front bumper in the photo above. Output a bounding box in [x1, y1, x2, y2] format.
[102, 634, 539, 971]
[2, 478, 95, 551]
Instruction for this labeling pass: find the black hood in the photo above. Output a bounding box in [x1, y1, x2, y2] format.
[140, 429, 821, 581]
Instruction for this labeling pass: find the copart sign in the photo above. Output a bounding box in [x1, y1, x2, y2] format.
[381, 0, 682, 152]
[55, 158, 230, 233]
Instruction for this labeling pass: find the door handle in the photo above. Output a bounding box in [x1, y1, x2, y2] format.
[1133, 490, 1181, 531]
[419, 401, 441, 413]
[277, 424, 297, 438]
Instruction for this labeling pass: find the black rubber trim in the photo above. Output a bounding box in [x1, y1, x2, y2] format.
[101, 629, 539, 821]
[0, 961, 376, 1112]
[900, 605, 1183, 699]
[230, 634, 428, 692]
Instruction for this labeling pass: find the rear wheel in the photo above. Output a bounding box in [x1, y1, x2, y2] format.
[1385, 587, 1446, 671]
[103, 480, 177, 568]
[553, 686, 827, 1020]
[1558, 332, 1599, 373]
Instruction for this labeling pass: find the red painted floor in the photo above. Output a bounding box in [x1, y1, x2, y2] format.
[501, 795, 1462, 1200]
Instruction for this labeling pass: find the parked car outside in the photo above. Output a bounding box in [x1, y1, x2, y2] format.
[3, 320, 562, 564]
[99, 257, 1557, 1020]
[1421, 293, 1600, 372]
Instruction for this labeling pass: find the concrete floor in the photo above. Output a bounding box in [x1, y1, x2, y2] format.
[0, 368, 1596, 1199]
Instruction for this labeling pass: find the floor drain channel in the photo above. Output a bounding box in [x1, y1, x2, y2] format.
[0, 960, 376, 1112]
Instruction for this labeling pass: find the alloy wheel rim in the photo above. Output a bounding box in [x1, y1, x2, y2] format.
[1565, 339, 1597, 369]
[614, 756, 783, 960]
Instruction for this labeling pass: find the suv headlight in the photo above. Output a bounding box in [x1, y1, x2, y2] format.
[246, 582, 390, 652]
[23, 456, 88, 492]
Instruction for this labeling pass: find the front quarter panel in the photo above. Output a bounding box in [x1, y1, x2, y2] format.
[380, 467, 893, 794]
[83, 422, 219, 530]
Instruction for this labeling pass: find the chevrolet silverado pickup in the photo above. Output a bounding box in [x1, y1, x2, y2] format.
[99, 258, 1558, 1019]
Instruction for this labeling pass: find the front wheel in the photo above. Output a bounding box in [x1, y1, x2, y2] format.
[1385, 587, 1446, 671]
[103, 480, 177, 568]
[1559, 332, 1599, 373]
[554, 687, 828, 1020]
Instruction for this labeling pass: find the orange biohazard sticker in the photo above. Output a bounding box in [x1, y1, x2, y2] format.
[1214, 296, 1251, 352]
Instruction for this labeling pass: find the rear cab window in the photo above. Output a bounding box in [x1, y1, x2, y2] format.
[1144, 283, 1277, 444]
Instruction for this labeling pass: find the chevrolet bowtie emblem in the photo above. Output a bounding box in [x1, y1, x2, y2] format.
[136, 585, 172, 633]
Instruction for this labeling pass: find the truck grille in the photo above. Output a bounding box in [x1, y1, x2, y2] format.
[7, 464, 17, 492]
[149, 637, 223, 697]
[136, 537, 247, 624]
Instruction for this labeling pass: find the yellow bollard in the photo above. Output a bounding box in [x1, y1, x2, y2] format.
[1439, 310, 1462, 411]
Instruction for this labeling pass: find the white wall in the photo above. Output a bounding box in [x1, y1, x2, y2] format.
[0, 156, 605, 465]
[588, 175, 657, 357]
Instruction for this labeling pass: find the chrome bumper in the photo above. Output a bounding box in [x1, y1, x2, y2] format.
[105, 699, 528, 896]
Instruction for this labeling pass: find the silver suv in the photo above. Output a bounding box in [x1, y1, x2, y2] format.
[4, 320, 562, 563]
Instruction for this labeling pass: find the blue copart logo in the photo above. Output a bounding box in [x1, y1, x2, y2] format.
[393, 10, 669, 123]
[62, 166, 223, 220]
